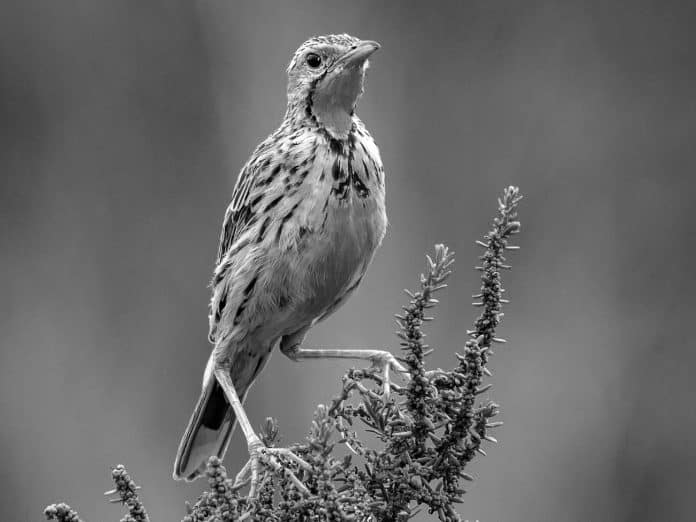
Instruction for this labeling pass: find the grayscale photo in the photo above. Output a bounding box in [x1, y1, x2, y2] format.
[1, 1, 693, 521]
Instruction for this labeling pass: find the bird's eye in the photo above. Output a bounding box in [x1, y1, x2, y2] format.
[306, 53, 322, 68]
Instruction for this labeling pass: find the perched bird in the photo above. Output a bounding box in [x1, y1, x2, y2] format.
[173, 34, 404, 491]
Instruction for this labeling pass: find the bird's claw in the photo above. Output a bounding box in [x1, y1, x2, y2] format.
[232, 460, 252, 490]
[368, 351, 408, 374]
[368, 351, 410, 398]
[237, 440, 310, 498]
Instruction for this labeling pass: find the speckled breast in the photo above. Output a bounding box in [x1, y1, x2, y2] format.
[259, 126, 386, 339]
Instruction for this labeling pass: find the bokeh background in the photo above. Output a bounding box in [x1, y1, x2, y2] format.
[1, 1, 695, 520]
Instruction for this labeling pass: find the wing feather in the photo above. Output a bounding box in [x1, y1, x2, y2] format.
[216, 163, 257, 265]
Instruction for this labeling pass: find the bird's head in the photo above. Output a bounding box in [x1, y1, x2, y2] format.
[285, 34, 380, 139]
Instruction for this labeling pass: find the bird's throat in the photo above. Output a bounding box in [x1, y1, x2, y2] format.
[312, 101, 353, 139]
[311, 67, 364, 139]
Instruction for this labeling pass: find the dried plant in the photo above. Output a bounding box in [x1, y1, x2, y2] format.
[45, 186, 523, 522]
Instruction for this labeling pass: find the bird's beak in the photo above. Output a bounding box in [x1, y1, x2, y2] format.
[330, 40, 381, 73]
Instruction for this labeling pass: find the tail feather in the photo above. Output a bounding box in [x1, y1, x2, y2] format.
[173, 377, 249, 481]
[172, 382, 233, 481]
[173, 348, 270, 481]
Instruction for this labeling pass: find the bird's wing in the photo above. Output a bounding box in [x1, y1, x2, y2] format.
[216, 162, 256, 265]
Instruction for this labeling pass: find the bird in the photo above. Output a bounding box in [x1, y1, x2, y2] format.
[172, 34, 405, 493]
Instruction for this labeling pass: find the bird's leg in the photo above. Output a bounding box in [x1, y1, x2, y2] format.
[213, 365, 310, 497]
[280, 333, 408, 398]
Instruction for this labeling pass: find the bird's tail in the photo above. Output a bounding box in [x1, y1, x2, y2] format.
[173, 353, 253, 481]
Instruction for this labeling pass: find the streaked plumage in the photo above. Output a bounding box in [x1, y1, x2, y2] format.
[174, 34, 387, 482]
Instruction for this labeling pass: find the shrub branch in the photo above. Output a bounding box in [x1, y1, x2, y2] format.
[44, 186, 523, 522]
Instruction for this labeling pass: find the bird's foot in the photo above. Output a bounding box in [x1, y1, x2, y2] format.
[233, 438, 310, 498]
[368, 351, 410, 399]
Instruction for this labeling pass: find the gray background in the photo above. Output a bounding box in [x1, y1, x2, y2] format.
[1, 1, 694, 520]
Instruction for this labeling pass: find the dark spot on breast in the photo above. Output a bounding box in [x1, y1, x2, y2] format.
[250, 193, 264, 207]
[261, 164, 283, 186]
[332, 159, 345, 180]
[275, 201, 301, 241]
[330, 156, 353, 200]
[350, 157, 369, 198]
[214, 292, 228, 322]
[329, 138, 343, 155]
[320, 196, 330, 230]
[233, 302, 246, 324]
[243, 274, 258, 297]
[362, 159, 371, 179]
[257, 217, 270, 242]
[264, 194, 284, 212]
[233, 272, 258, 326]
[331, 178, 351, 199]
[352, 174, 370, 198]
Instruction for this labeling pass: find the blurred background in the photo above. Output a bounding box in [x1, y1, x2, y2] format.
[1, 1, 695, 520]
